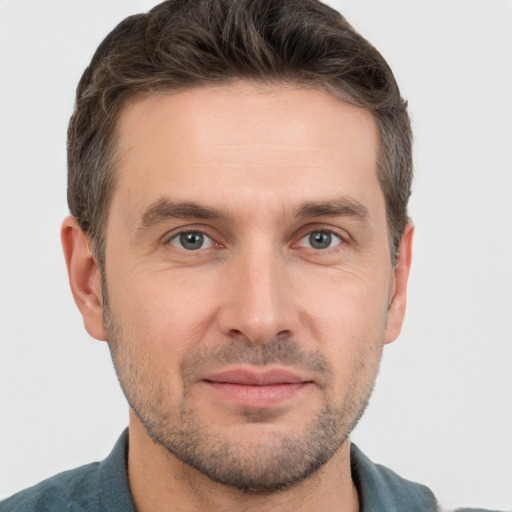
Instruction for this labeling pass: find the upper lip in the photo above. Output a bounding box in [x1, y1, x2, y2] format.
[202, 368, 312, 386]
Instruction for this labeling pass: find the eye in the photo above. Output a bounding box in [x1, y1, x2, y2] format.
[169, 231, 214, 251]
[297, 230, 342, 250]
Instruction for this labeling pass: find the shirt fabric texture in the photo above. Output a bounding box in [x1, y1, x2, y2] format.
[0, 430, 503, 512]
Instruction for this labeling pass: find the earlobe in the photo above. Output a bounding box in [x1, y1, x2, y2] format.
[61, 216, 107, 341]
[384, 221, 414, 344]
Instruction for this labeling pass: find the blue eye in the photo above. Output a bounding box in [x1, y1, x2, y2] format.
[298, 230, 342, 250]
[170, 231, 213, 251]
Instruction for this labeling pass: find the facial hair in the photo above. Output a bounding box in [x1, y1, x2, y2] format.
[102, 282, 383, 493]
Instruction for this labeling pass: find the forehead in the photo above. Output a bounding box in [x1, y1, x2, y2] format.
[112, 82, 381, 221]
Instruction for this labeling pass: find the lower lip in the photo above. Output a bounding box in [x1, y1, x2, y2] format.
[203, 381, 311, 408]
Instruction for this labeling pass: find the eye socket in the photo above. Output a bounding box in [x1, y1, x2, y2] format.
[169, 231, 214, 251]
[297, 230, 342, 250]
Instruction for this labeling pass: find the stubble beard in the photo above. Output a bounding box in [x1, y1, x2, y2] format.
[102, 286, 383, 493]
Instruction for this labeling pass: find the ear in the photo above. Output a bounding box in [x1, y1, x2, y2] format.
[384, 221, 414, 344]
[61, 216, 107, 341]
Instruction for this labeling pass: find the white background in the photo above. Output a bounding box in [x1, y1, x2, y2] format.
[0, 0, 511, 509]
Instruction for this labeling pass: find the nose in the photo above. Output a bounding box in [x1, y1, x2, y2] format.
[217, 244, 297, 344]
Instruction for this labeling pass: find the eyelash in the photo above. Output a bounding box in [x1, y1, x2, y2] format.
[295, 229, 343, 251]
[163, 225, 348, 253]
[166, 229, 217, 251]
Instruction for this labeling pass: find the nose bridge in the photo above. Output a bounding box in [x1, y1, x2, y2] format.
[218, 239, 294, 344]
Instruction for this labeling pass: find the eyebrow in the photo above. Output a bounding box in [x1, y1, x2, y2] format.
[139, 198, 226, 228]
[138, 196, 369, 230]
[294, 198, 369, 222]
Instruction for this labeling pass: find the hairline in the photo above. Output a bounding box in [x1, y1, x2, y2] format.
[89, 79, 400, 271]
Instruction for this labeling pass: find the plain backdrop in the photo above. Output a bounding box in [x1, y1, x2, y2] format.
[0, 0, 511, 509]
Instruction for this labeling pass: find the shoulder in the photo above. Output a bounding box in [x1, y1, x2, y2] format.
[1, 430, 134, 512]
[0, 462, 101, 512]
[350, 444, 507, 512]
[350, 443, 438, 511]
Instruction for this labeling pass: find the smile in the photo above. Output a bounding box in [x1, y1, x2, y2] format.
[201, 368, 314, 408]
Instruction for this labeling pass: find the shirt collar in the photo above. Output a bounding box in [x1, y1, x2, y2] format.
[96, 430, 438, 511]
[350, 443, 438, 512]
[97, 428, 137, 512]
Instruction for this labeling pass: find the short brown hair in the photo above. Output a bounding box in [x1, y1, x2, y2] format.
[67, 0, 412, 269]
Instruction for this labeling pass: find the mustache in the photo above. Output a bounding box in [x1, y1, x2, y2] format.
[181, 335, 330, 386]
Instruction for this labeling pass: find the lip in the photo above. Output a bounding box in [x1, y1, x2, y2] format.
[203, 368, 310, 385]
[200, 368, 314, 408]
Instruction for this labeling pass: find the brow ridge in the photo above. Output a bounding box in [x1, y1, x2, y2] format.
[139, 196, 368, 230]
[139, 198, 226, 228]
[294, 198, 369, 221]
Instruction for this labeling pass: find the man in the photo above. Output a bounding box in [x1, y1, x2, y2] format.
[0, 1, 504, 511]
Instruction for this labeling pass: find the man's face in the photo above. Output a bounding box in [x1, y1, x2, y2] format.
[100, 82, 407, 491]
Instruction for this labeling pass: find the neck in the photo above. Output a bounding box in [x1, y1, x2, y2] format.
[127, 413, 359, 512]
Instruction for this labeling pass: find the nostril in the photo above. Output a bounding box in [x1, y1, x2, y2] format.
[228, 329, 250, 342]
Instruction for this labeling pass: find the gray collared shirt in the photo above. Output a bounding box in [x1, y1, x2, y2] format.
[0, 429, 503, 511]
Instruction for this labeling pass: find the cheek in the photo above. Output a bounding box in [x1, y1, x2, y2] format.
[108, 270, 221, 363]
[297, 270, 389, 380]
[300, 271, 390, 339]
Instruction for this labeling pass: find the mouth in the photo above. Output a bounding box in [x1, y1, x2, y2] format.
[200, 368, 314, 408]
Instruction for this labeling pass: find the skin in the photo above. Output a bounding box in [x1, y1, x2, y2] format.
[62, 82, 413, 512]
